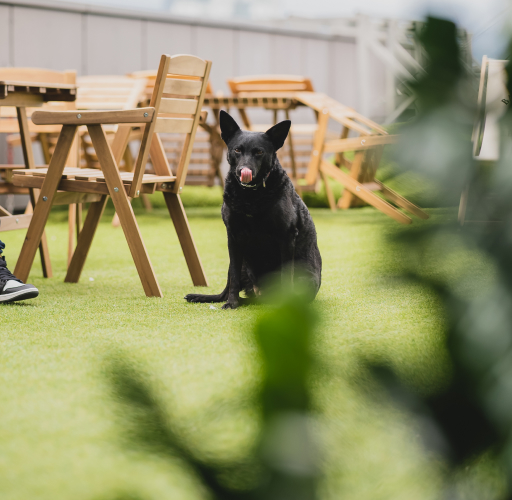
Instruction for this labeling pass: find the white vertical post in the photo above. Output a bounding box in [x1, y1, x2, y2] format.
[357, 14, 371, 117]
[385, 19, 398, 118]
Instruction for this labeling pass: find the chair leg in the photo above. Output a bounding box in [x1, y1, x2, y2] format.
[320, 160, 412, 224]
[112, 212, 121, 227]
[377, 180, 429, 219]
[164, 192, 208, 287]
[14, 125, 77, 282]
[458, 182, 470, 226]
[320, 170, 336, 212]
[65, 196, 108, 283]
[68, 203, 76, 268]
[88, 124, 162, 298]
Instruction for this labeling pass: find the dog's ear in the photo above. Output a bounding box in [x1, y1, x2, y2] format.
[220, 110, 241, 145]
[265, 120, 291, 151]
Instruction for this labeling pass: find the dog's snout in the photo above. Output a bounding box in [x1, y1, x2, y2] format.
[236, 165, 253, 175]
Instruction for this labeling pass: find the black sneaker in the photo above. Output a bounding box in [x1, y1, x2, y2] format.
[0, 256, 39, 303]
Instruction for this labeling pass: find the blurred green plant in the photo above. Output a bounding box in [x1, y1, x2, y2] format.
[104, 16, 512, 500]
[107, 290, 320, 500]
[363, 15, 512, 499]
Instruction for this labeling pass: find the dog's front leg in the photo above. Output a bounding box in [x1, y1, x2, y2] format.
[223, 235, 243, 309]
[279, 228, 298, 288]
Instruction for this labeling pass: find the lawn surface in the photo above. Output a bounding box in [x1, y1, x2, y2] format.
[0, 196, 493, 500]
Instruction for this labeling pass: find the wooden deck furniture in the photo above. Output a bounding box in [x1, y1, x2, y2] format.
[12, 54, 211, 296]
[2, 73, 149, 262]
[295, 92, 429, 223]
[76, 75, 147, 169]
[226, 75, 318, 189]
[0, 186, 32, 235]
[458, 56, 509, 225]
[0, 68, 78, 274]
[75, 76, 150, 227]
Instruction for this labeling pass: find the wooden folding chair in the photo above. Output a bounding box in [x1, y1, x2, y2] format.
[295, 92, 429, 224]
[12, 54, 211, 297]
[458, 56, 509, 225]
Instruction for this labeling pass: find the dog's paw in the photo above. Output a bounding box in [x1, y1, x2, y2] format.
[222, 301, 239, 310]
[185, 294, 202, 303]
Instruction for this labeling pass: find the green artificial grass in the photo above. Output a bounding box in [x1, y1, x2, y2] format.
[0, 201, 497, 500]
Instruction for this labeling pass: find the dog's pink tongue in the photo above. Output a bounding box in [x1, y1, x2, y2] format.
[240, 167, 252, 183]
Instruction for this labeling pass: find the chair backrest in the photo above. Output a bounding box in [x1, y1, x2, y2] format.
[129, 69, 213, 103]
[227, 75, 314, 95]
[473, 56, 509, 160]
[129, 54, 212, 198]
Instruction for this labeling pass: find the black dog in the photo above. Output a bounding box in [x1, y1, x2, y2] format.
[185, 111, 321, 309]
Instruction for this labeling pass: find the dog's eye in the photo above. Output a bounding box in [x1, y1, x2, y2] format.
[256, 150, 264, 155]
[234, 148, 241, 154]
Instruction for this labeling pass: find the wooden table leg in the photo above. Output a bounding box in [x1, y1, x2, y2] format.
[284, 109, 299, 192]
[17, 107, 53, 278]
[338, 151, 365, 209]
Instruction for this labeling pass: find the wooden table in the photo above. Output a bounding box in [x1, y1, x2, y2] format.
[202, 95, 303, 186]
[0, 80, 77, 277]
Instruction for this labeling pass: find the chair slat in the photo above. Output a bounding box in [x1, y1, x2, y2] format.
[159, 97, 198, 115]
[235, 83, 309, 92]
[163, 79, 202, 96]
[168, 55, 207, 78]
[154, 117, 194, 134]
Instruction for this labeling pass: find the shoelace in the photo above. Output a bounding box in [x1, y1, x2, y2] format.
[0, 257, 22, 286]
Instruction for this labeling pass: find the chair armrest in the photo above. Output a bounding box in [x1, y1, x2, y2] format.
[31, 107, 155, 126]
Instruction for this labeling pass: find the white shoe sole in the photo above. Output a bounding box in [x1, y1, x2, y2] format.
[0, 286, 39, 303]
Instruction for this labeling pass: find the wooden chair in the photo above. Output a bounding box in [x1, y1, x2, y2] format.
[0, 67, 79, 274]
[295, 92, 429, 224]
[12, 54, 212, 297]
[458, 56, 509, 225]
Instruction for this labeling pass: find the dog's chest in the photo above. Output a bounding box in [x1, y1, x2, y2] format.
[230, 211, 273, 235]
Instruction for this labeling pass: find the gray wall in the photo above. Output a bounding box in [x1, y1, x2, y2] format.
[0, 1, 379, 108]
[0, 0, 388, 168]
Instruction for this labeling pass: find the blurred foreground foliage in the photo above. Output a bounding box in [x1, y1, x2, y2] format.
[103, 16, 512, 500]
[107, 291, 320, 500]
